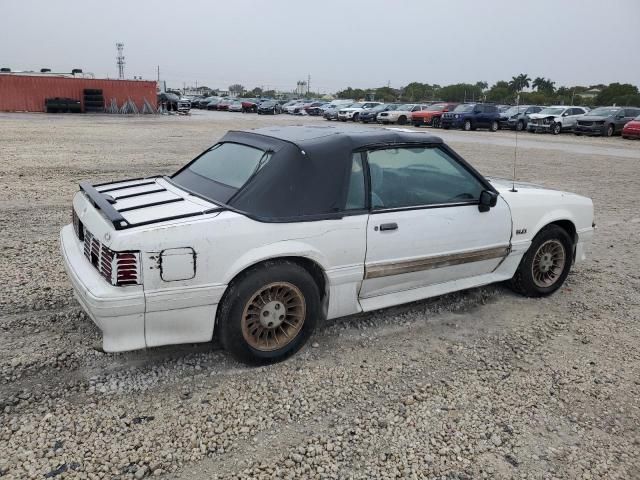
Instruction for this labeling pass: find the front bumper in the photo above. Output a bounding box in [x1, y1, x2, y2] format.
[440, 117, 464, 128]
[574, 227, 594, 264]
[527, 123, 552, 132]
[377, 115, 397, 124]
[574, 125, 605, 135]
[338, 112, 355, 120]
[623, 128, 640, 137]
[60, 225, 146, 351]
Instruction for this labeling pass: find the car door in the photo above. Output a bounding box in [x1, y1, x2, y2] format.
[567, 108, 584, 128]
[473, 105, 486, 126]
[621, 108, 640, 132]
[360, 145, 512, 299]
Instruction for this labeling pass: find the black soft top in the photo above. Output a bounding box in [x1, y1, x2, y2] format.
[183, 125, 444, 222]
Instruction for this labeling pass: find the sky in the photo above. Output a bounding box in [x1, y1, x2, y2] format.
[3, 0, 640, 93]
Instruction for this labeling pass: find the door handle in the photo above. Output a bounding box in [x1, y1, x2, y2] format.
[379, 222, 398, 231]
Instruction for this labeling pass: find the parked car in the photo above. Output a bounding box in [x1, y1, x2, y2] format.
[305, 102, 329, 116]
[337, 102, 382, 121]
[177, 98, 192, 113]
[285, 101, 307, 114]
[574, 106, 640, 137]
[206, 98, 223, 110]
[359, 104, 397, 124]
[189, 96, 204, 108]
[622, 114, 640, 139]
[62, 125, 594, 364]
[228, 100, 243, 112]
[216, 98, 235, 111]
[411, 102, 458, 128]
[200, 96, 219, 109]
[377, 104, 428, 125]
[440, 103, 501, 131]
[241, 99, 259, 113]
[498, 105, 543, 131]
[257, 100, 282, 114]
[323, 104, 346, 121]
[527, 106, 590, 135]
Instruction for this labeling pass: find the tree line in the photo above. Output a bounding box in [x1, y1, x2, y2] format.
[335, 75, 640, 106]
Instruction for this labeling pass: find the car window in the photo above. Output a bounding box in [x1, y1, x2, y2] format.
[345, 153, 366, 210]
[485, 105, 497, 113]
[624, 108, 639, 117]
[366, 147, 485, 209]
[177, 143, 269, 189]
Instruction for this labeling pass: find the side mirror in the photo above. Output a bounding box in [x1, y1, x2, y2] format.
[478, 190, 498, 212]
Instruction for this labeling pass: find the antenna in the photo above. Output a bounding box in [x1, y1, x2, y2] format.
[116, 43, 125, 80]
[510, 93, 520, 192]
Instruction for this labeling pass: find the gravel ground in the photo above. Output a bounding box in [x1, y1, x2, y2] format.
[1, 111, 639, 479]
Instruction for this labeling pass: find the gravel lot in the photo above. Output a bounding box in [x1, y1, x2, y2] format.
[1, 111, 639, 479]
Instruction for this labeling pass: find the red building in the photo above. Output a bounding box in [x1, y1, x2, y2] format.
[0, 73, 157, 112]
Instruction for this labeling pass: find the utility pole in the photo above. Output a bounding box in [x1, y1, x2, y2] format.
[157, 65, 160, 82]
[307, 74, 311, 95]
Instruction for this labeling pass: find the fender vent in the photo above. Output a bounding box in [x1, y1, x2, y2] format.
[83, 230, 140, 286]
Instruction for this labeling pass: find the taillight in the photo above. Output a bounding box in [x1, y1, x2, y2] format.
[113, 252, 140, 286]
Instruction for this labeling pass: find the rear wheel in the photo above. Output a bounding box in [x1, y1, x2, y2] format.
[217, 261, 321, 365]
[510, 225, 573, 297]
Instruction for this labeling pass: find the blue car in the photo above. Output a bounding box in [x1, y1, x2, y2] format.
[440, 103, 501, 131]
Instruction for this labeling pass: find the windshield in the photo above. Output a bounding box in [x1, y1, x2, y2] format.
[539, 107, 565, 115]
[394, 104, 413, 111]
[348, 102, 365, 108]
[586, 107, 620, 117]
[426, 103, 447, 112]
[453, 104, 474, 113]
[503, 106, 527, 116]
[370, 104, 387, 112]
[172, 143, 270, 202]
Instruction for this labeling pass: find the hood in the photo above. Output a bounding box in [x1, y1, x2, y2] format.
[579, 115, 608, 121]
[529, 113, 560, 120]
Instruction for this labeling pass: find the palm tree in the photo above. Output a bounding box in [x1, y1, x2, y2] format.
[509, 73, 531, 92]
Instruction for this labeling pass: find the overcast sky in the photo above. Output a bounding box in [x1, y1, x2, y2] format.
[3, 0, 639, 93]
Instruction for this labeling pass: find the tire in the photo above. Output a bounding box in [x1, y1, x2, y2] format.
[217, 260, 321, 365]
[463, 120, 472, 131]
[605, 124, 614, 137]
[622, 135, 629, 139]
[516, 120, 524, 131]
[339, 118, 347, 122]
[397, 115, 407, 125]
[432, 117, 440, 128]
[490, 120, 499, 132]
[352, 113, 359, 122]
[412, 122, 420, 127]
[510, 225, 573, 297]
[552, 123, 562, 135]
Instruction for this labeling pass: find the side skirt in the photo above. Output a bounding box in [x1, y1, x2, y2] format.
[358, 271, 513, 313]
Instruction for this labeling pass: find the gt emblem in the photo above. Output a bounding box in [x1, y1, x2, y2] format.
[516, 228, 527, 235]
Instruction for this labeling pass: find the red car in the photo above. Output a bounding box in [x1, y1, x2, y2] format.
[622, 115, 640, 139]
[411, 102, 458, 128]
[216, 98, 234, 111]
[241, 99, 259, 113]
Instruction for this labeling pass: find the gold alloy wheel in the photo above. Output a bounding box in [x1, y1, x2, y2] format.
[241, 282, 306, 351]
[532, 239, 566, 288]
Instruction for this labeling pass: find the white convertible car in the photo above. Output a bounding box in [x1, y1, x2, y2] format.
[61, 126, 594, 364]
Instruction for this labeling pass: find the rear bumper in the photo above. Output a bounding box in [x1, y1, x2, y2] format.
[60, 225, 146, 351]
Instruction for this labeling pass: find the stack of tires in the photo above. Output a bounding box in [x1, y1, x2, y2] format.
[83, 89, 104, 113]
[45, 98, 82, 113]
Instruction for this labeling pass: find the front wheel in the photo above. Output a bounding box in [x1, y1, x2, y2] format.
[490, 120, 499, 132]
[463, 120, 472, 131]
[516, 120, 524, 131]
[217, 261, 320, 365]
[352, 113, 359, 122]
[510, 225, 573, 297]
[552, 123, 562, 135]
[605, 124, 614, 137]
[432, 117, 441, 128]
[397, 115, 407, 125]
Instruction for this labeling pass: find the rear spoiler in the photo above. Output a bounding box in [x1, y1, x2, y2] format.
[79, 178, 225, 231]
[79, 181, 131, 230]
